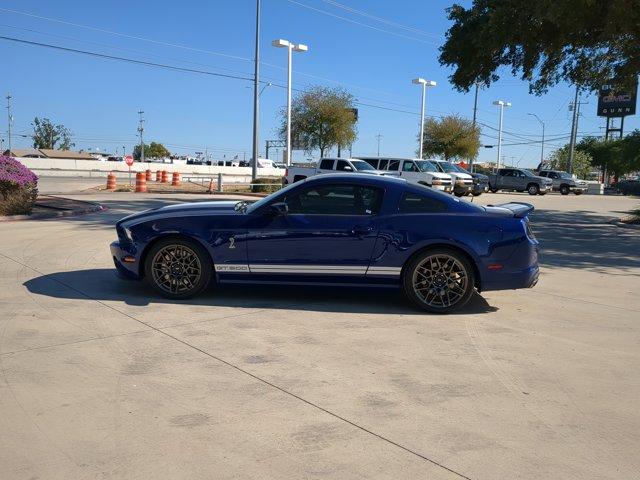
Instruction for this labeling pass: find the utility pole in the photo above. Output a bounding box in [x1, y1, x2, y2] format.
[568, 86, 580, 174]
[375, 133, 383, 157]
[251, 0, 261, 180]
[470, 82, 479, 172]
[137, 110, 145, 162]
[6, 94, 12, 153]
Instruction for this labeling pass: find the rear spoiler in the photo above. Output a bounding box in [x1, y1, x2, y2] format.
[489, 202, 535, 218]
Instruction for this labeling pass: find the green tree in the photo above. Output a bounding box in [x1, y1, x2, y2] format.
[283, 86, 357, 158]
[547, 145, 593, 179]
[31, 117, 74, 150]
[578, 132, 640, 177]
[421, 115, 480, 161]
[133, 142, 171, 161]
[439, 1, 640, 94]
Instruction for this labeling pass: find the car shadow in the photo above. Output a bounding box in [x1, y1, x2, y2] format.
[23, 268, 498, 316]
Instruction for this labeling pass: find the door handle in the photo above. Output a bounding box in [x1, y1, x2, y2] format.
[351, 226, 373, 236]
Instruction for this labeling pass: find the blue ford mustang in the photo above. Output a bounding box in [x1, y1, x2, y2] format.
[110, 174, 539, 313]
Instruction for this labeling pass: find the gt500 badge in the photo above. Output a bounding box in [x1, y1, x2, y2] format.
[215, 264, 249, 272]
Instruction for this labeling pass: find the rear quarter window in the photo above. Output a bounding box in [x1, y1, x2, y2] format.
[398, 192, 447, 213]
[319, 159, 334, 169]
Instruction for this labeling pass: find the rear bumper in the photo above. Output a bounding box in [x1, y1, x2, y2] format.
[110, 241, 141, 280]
[483, 265, 539, 291]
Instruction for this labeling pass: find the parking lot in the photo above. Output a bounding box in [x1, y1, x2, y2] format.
[1, 188, 639, 479]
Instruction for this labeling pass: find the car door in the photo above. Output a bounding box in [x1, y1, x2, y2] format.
[246, 183, 383, 276]
[398, 160, 422, 184]
[501, 169, 517, 189]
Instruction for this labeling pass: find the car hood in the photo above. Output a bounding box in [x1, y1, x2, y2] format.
[117, 200, 241, 227]
[471, 172, 489, 181]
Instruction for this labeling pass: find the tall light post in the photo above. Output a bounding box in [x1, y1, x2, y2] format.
[6, 94, 12, 154]
[251, 0, 261, 180]
[527, 113, 545, 166]
[272, 39, 308, 166]
[412, 78, 436, 159]
[492, 100, 511, 170]
[137, 110, 145, 162]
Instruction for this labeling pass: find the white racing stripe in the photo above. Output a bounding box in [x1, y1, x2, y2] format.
[215, 264, 401, 276]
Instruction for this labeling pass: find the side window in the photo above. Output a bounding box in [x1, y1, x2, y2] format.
[499, 169, 509, 176]
[336, 160, 352, 171]
[517, 170, 526, 178]
[319, 159, 334, 170]
[402, 161, 417, 172]
[398, 192, 447, 213]
[549, 172, 558, 179]
[378, 159, 389, 170]
[538, 171, 547, 177]
[285, 185, 383, 215]
[361, 158, 378, 168]
[387, 160, 400, 171]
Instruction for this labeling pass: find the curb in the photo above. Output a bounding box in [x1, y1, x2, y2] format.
[0, 197, 108, 222]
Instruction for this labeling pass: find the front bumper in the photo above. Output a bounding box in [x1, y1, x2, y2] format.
[571, 185, 588, 193]
[110, 241, 141, 280]
[472, 182, 489, 194]
[541, 184, 553, 192]
[432, 183, 453, 192]
[454, 182, 473, 195]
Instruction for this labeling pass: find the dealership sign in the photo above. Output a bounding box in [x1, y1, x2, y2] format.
[597, 81, 637, 117]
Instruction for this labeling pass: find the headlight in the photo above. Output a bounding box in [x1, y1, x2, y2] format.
[122, 226, 133, 242]
[432, 179, 443, 185]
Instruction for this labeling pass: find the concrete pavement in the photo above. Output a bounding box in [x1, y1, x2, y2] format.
[0, 191, 639, 479]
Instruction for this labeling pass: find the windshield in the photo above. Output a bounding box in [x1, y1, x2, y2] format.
[522, 169, 536, 177]
[436, 162, 458, 173]
[414, 160, 438, 172]
[558, 172, 573, 179]
[448, 163, 469, 174]
[245, 181, 298, 213]
[350, 160, 376, 171]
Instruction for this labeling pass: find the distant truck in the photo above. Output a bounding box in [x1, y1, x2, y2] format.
[284, 158, 388, 184]
[537, 170, 588, 195]
[353, 157, 454, 193]
[488, 168, 553, 195]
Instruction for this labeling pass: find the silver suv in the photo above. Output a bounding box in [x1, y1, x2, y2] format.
[537, 170, 588, 195]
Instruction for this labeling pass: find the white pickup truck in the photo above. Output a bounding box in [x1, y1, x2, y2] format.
[284, 158, 388, 184]
[354, 157, 454, 193]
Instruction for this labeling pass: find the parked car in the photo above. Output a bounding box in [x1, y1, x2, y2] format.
[110, 174, 539, 313]
[430, 160, 474, 197]
[284, 158, 388, 184]
[464, 169, 490, 196]
[488, 168, 552, 195]
[354, 157, 453, 192]
[537, 170, 588, 195]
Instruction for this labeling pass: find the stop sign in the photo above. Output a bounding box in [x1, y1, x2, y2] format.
[124, 155, 134, 166]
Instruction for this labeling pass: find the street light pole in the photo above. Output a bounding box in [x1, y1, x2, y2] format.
[375, 133, 383, 157]
[527, 113, 545, 166]
[137, 110, 145, 162]
[251, 0, 261, 180]
[492, 100, 511, 170]
[412, 78, 436, 159]
[6, 94, 12, 154]
[272, 39, 308, 166]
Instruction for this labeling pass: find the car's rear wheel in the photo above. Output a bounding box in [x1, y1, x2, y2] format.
[527, 183, 540, 195]
[560, 185, 570, 195]
[472, 191, 482, 196]
[489, 187, 498, 193]
[402, 248, 475, 313]
[145, 237, 212, 299]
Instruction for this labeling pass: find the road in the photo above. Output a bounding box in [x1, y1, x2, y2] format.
[0, 191, 639, 480]
[37, 176, 105, 194]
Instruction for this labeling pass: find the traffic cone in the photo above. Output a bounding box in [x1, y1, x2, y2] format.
[106, 173, 116, 190]
[171, 172, 181, 186]
[135, 172, 147, 193]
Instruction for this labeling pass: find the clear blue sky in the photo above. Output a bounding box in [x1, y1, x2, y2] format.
[2, 0, 637, 167]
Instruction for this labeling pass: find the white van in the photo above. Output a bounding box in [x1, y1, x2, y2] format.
[354, 157, 453, 193]
[429, 160, 474, 197]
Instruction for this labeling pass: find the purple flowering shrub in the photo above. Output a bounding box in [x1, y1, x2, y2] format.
[0, 156, 39, 215]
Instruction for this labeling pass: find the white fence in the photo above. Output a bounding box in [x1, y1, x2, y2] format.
[16, 157, 283, 179]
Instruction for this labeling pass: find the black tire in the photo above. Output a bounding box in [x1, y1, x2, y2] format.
[454, 191, 465, 197]
[144, 237, 212, 299]
[472, 191, 482, 197]
[560, 185, 570, 195]
[527, 183, 540, 195]
[489, 187, 499, 193]
[402, 248, 476, 314]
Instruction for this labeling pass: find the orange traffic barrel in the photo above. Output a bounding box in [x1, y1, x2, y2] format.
[155, 170, 162, 182]
[171, 172, 181, 186]
[135, 172, 147, 193]
[161, 170, 169, 183]
[106, 173, 116, 190]
[145, 169, 152, 181]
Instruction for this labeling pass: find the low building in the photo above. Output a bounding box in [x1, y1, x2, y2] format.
[2, 148, 47, 158]
[38, 149, 96, 160]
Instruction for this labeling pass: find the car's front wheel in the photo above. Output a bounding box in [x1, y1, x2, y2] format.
[527, 184, 540, 195]
[144, 237, 212, 299]
[403, 248, 475, 313]
[560, 185, 570, 195]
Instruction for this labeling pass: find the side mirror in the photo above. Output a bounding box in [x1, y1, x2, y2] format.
[267, 202, 289, 216]
[343, 165, 353, 171]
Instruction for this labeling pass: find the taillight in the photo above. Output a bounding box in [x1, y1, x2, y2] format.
[524, 218, 536, 240]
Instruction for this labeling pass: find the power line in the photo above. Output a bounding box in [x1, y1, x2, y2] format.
[285, 0, 439, 46]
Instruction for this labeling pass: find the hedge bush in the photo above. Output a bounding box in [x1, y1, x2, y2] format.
[250, 176, 283, 193]
[615, 180, 640, 196]
[0, 156, 39, 215]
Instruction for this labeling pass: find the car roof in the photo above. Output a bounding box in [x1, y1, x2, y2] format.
[302, 173, 407, 187]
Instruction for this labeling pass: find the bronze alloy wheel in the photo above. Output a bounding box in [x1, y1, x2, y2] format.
[145, 238, 212, 299]
[403, 248, 475, 313]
